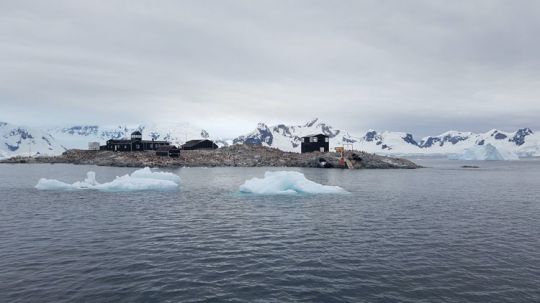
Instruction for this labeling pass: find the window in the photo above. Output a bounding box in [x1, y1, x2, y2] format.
[325, 137, 329, 142]
[310, 137, 318, 143]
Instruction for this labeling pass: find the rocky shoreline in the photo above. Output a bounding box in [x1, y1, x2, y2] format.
[0, 145, 420, 169]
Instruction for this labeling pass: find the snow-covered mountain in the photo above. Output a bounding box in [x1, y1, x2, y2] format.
[0, 122, 65, 159]
[232, 118, 420, 153]
[0, 121, 224, 159]
[49, 122, 216, 150]
[1, 118, 539, 159]
[233, 118, 540, 157]
[233, 119, 342, 151]
[416, 128, 538, 157]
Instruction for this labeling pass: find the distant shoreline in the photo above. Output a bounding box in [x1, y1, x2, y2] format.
[0, 145, 420, 169]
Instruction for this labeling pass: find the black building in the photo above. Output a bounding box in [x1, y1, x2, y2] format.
[181, 139, 218, 150]
[300, 134, 329, 153]
[156, 145, 180, 158]
[101, 131, 170, 152]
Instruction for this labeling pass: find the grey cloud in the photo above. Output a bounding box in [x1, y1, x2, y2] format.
[1, 0, 539, 137]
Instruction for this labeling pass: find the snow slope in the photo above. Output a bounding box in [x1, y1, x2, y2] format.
[0, 122, 65, 159]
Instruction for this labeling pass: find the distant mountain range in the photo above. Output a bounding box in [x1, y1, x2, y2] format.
[1, 118, 539, 159]
[232, 118, 539, 158]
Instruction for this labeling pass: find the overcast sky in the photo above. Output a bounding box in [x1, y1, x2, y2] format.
[1, 0, 540, 137]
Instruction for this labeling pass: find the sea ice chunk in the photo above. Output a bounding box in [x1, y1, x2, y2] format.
[448, 143, 519, 161]
[35, 168, 180, 192]
[239, 171, 347, 194]
[129, 167, 181, 183]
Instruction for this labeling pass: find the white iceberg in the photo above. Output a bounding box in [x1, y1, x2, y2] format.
[35, 167, 180, 192]
[448, 143, 519, 161]
[128, 167, 182, 183]
[239, 171, 347, 195]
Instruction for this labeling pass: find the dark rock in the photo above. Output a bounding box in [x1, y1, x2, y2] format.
[402, 134, 419, 146]
[510, 128, 533, 146]
[494, 133, 507, 140]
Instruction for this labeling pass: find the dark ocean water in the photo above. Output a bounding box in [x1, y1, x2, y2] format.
[0, 160, 539, 303]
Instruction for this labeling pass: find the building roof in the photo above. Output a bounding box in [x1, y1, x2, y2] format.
[131, 131, 142, 136]
[107, 139, 132, 144]
[301, 133, 328, 138]
[141, 140, 169, 144]
[106, 139, 168, 144]
[182, 139, 213, 148]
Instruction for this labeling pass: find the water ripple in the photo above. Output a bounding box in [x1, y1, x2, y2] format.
[0, 163, 539, 302]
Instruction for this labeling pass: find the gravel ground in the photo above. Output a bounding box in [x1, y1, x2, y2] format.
[1, 145, 420, 169]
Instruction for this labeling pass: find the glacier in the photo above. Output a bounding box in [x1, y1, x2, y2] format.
[239, 171, 347, 194]
[35, 167, 181, 191]
[448, 144, 519, 161]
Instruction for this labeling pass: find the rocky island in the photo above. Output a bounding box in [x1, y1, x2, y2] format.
[1, 145, 420, 169]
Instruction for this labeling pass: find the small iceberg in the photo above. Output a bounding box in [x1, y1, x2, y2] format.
[448, 144, 519, 161]
[35, 167, 180, 192]
[239, 171, 347, 195]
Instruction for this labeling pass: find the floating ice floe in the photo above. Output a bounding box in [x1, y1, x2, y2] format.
[35, 167, 181, 192]
[448, 143, 519, 161]
[239, 171, 347, 194]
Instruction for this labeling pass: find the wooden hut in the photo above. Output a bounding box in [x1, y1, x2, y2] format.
[300, 134, 329, 153]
